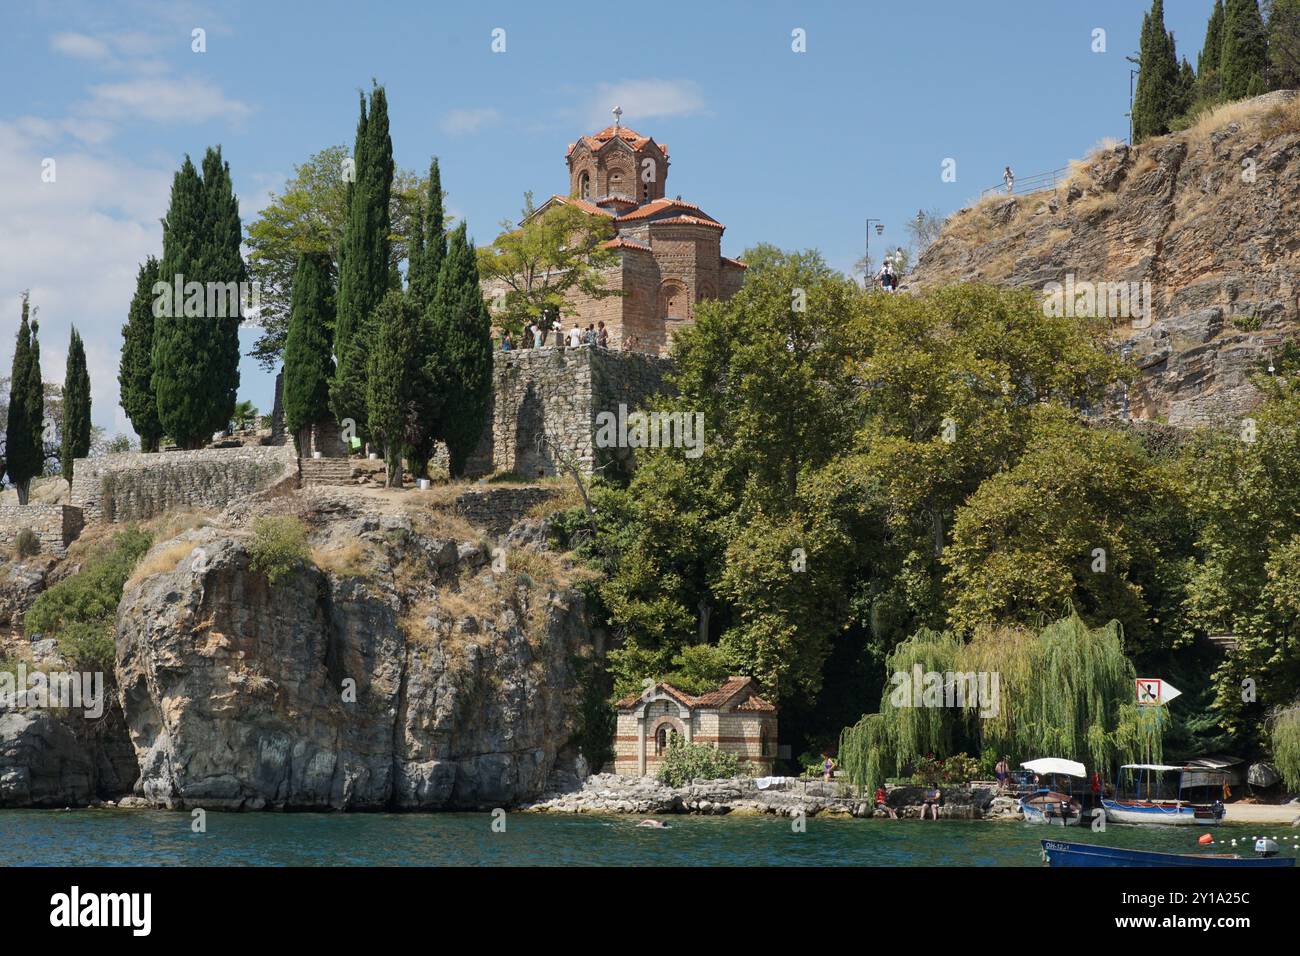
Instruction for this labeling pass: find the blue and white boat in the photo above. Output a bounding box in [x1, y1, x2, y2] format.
[1018, 758, 1086, 826]
[1100, 764, 1226, 826]
[1042, 839, 1294, 868]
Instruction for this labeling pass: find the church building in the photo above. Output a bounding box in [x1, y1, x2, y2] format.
[490, 109, 746, 355]
[613, 676, 778, 777]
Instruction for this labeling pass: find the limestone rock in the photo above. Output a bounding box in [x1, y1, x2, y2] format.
[114, 492, 596, 810]
[910, 91, 1300, 427]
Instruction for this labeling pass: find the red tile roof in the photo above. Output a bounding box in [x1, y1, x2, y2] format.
[616, 197, 714, 223]
[645, 214, 726, 230]
[567, 125, 669, 159]
[616, 675, 776, 713]
[602, 236, 652, 251]
[721, 256, 748, 269]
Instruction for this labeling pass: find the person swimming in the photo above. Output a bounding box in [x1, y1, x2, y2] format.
[637, 819, 669, 829]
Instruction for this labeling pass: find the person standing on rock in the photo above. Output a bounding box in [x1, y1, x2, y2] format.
[996, 756, 1009, 792]
[822, 755, 834, 783]
[1003, 165, 1015, 194]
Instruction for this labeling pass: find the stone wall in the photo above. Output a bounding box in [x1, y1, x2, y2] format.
[0, 504, 84, 555]
[476, 345, 674, 478]
[70, 446, 296, 523]
[453, 486, 558, 536]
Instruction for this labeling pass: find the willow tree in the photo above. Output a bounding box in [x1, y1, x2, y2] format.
[838, 611, 1161, 795]
[1271, 705, 1300, 790]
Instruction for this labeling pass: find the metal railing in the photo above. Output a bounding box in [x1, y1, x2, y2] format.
[980, 166, 1069, 198]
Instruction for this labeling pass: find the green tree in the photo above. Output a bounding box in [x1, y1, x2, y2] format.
[366, 290, 422, 487]
[1133, 0, 1181, 142]
[943, 407, 1169, 647]
[5, 293, 44, 504]
[60, 327, 91, 485]
[1199, 0, 1226, 99]
[152, 147, 247, 448]
[332, 85, 394, 440]
[119, 257, 163, 451]
[1177, 387, 1300, 745]
[1221, 0, 1269, 99]
[245, 145, 426, 370]
[1269, 0, 1300, 89]
[429, 222, 493, 477]
[408, 157, 446, 315]
[475, 195, 618, 335]
[282, 252, 336, 452]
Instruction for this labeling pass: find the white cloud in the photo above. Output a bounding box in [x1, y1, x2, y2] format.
[584, 79, 706, 129]
[83, 75, 252, 124]
[440, 107, 502, 137]
[51, 32, 112, 61]
[0, 120, 173, 438]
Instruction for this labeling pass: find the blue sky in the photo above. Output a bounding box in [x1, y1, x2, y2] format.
[0, 0, 1218, 440]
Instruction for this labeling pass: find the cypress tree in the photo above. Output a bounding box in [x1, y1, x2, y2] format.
[153, 148, 247, 448]
[1270, 0, 1300, 89]
[60, 327, 91, 485]
[366, 290, 422, 487]
[407, 157, 450, 477]
[283, 251, 336, 452]
[332, 85, 394, 438]
[200, 146, 246, 436]
[1221, 0, 1269, 100]
[430, 222, 493, 478]
[1176, 58, 1198, 116]
[408, 158, 446, 314]
[119, 257, 164, 451]
[1133, 1, 1180, 142]
[1199, 0, 1226, 99]
[5, 293, 43, 504]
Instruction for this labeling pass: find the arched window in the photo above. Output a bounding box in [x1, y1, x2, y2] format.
[578, 171, 590, 200]
[655, 726, 678, 755]
[760, 726, 770, 757]
[607, 166, 626, 197]
[660, 280, 688, 320]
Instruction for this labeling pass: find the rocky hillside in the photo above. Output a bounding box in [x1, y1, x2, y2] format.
[2, 483, 601, 810]
[909, 91, 1300, 426]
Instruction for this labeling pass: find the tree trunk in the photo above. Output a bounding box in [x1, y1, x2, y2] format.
[386, 449, 403, 488]
[16, 480, 30, 506]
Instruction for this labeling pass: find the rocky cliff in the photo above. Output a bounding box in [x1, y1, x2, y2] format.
[2, 483, 600, 811]
[909, 91, 1300, 426]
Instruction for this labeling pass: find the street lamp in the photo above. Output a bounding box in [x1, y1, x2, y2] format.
[1126, 54, 1140, 144]
[865, 218, 884, 284]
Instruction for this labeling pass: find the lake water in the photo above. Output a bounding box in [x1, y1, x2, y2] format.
[2, 810, 1296, 866]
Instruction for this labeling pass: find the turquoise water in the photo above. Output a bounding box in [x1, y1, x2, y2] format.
[2, 810, 1296, 866]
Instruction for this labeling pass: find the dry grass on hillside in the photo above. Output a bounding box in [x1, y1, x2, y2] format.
[128, 540, 201, 585]
[310, 538, 369, 577]
[1183, 95, 1287, 144]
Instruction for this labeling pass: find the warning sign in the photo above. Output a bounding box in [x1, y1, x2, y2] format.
[1136, 678, 1181, 706]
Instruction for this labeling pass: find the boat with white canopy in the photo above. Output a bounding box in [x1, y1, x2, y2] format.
[1018, 758, 1087, 826]
[1100, 764, 1226, 826]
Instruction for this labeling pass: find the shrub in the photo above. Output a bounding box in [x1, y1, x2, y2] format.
[656, 734, 741, 787]
[14, 528, 40, 558]
[248, 516, 309, 585]
[24, 527, 152, 671]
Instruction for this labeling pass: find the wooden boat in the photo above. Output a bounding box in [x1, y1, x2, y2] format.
[1019, 758, 1086, 826]
[1101, 764, 1225, 827]
[1042, 839, 1294, 868]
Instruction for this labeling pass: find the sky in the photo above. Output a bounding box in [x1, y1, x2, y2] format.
[0, 0, 1220, 441]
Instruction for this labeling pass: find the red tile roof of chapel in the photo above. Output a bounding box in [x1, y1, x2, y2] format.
[616, 676, 776, 713]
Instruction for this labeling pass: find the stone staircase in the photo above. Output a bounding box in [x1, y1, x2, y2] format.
[299, 457, 354, 486]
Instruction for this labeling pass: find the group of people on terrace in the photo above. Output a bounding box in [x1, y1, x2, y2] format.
[500, 317, 609, 352]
